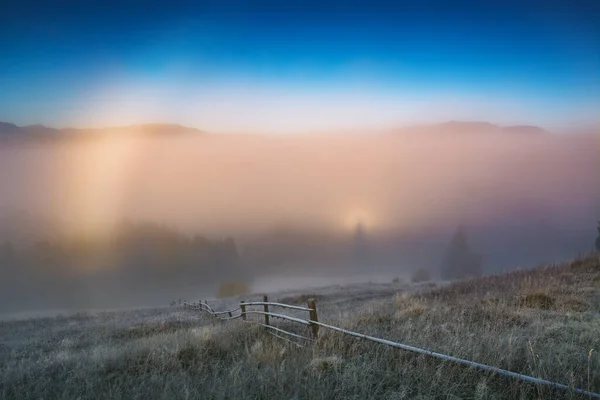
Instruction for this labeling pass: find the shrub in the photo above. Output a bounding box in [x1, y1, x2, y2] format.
[216, 281, 251, 298]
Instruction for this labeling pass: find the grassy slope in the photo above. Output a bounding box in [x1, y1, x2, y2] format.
[1, 254, 599, 399]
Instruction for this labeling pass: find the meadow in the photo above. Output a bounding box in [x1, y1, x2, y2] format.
[1, 254, 599, 399]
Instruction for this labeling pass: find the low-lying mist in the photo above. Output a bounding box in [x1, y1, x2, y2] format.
[0, 126, 598, 314]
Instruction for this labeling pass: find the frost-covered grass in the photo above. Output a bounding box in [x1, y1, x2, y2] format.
[1, 254, 599, 399]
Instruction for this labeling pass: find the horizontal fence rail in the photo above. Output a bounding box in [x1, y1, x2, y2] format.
[212, 307, 242, 316]
[242, 310, 310, 326]
[241, 301, 313, 312]
[181, 296, 600, 399]
[244, 320, 315, 343]
[184, 303, 244, 321]
[267, 331, 305, 348]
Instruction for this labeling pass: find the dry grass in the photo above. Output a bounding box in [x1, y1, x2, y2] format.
[1, 253, 599, 399]
[519, 291, 556, 309]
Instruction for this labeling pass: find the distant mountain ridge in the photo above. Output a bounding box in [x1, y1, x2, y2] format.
[396, 121, 551, 135]
[0, 122, 22, 135]
[0, 122, 207, 142]
[0, 120, 559, 141]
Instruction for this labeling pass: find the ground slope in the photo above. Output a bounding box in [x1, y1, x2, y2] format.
[1, 254, 599, 399]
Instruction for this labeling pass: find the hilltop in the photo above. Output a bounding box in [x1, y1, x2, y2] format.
[1, 253, 598, 399]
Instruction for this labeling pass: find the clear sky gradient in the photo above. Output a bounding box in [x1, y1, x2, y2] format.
[1, 0, 599, 133]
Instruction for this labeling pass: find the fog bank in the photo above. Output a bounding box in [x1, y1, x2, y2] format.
[0, 127, 598, 312]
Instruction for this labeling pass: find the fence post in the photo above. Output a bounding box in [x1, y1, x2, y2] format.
[263, 295, 270, 326]
[307, 298, 319, 338]
[240, 301, 247, 321]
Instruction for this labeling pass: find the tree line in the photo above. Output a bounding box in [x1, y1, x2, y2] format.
[0, 221, 241, 312]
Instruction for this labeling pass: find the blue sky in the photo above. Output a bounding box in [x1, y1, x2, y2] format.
[1, 0, 599, 133]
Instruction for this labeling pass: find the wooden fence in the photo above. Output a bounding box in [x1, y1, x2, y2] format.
[181, 296, 600, 399]
[183, 295, 317, 346]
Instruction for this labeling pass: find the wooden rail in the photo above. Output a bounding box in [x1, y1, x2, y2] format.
[243, 320, 316, 342]
[242, 301, 312, 312]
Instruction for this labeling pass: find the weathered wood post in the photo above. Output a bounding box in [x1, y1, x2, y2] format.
[263, 295, 270, 326]
[307, 298, 319, 338]
[240, 300, 247, 321]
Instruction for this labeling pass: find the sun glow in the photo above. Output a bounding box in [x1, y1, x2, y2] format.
[342, 208, 376, 231]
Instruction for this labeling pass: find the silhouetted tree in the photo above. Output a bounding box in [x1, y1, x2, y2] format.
[596, 221, 600, 252]
[440, 225, 483, 280]
[212, 237, 239, 271]
[353, 222, 371, 264]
